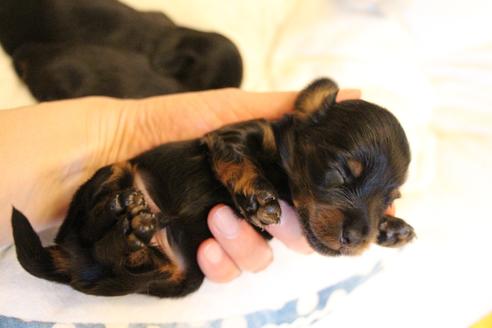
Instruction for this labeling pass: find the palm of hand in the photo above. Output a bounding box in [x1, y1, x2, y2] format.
[0, 89, 297, 243]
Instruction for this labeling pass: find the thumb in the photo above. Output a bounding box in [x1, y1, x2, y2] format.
[134, 89, 297, 144]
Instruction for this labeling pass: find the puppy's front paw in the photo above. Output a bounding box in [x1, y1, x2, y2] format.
[377, 215, 416, 247]
[235, 180, 281, 228]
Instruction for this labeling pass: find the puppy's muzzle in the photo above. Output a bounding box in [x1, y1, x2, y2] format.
[339, 208, 371, 248]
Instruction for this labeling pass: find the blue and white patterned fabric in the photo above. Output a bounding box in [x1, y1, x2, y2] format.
[0, 225, 390, 328]
[0, 262, 380, 328]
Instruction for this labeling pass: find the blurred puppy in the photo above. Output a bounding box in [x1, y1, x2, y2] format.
[11, 79, 415, 297]
[13, 43, 184, 100]
[0, 0, 242, 99]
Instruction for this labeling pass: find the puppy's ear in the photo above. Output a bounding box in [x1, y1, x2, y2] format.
[295, 78, 339, 115]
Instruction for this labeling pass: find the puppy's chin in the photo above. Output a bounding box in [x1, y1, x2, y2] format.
[297, 210, 341, 256]
[304, 230, 342, 256]
[304, 229, 369, 256]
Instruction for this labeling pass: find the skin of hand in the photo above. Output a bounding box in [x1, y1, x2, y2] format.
[0, 88, 363, 282]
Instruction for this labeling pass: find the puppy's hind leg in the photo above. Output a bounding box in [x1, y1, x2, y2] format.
[76, 163, 163, 271]
[75, 197, 183, 296]
[92, 187, 167, 272]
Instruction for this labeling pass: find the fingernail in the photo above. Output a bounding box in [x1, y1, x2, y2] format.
[203, 242, 223, 265]
[385, 203, 396, 216]
[213, 206, 240, 239]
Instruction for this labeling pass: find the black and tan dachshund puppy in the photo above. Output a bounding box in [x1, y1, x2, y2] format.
[11, 79, 416, 297]
[0, 0, 242, 100]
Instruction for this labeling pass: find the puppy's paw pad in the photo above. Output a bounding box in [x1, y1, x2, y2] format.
[109, 188, 148, 215]
[130, 212, 157, 242]
[237, 186, 281, 228]
[109, 193, 125, 214]
[122, 189, 147, 215]
[110, 188, 159, 248]
[126, 248, 152, 269]
[127, 233, 146, 252]
[254, 196, 281, 226]
[377, 216, 416, 247]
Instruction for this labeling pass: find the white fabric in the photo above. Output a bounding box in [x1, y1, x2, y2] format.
[1, 0, 491, 327]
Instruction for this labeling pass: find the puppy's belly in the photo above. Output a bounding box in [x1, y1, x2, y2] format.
[134, 171, 187, 274]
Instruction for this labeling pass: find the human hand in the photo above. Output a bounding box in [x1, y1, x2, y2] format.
[0, 89, 290, 243]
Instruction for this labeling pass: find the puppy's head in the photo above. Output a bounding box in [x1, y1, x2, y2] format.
[280, 79, 411, 255]
[151, 27, 243, 90]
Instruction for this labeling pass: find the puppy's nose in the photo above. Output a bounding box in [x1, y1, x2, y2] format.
[341, 228, 364, 246]
[341, 220, 369, 247]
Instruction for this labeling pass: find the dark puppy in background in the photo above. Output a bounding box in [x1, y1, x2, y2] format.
[13, 43, 184, 101]
[12, 79, 416, 297]
[0, 0, 243, 99]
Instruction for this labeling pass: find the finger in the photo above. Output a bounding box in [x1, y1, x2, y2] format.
[336, 89, 362, 102]
[265, 200, 313, 254]
[239, 88, 361, 119]
[197, 238, 241, 283]
[135, 90, 296, 146]
[385, 202, 396, 216]
[135, 88, 361, 152]
[208, 205, 273, 272]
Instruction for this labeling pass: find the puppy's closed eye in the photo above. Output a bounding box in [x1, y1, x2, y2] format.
[308, 159, 345, 188]
[323, 169, 345, 186]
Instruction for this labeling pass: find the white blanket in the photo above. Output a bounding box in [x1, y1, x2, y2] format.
[1, 0, 491, 327]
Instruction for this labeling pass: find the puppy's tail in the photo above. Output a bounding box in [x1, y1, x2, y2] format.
[11, 208, 70, 283]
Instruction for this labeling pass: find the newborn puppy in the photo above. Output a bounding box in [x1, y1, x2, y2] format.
[0, 0, 174, 55]
[148, 27, 243, 91]
[12, 79, 416, 297]
[13, 43, 184, 101]
[0, 0, 242, 99]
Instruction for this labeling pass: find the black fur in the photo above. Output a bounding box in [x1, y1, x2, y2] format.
[11, 78, 416, 297]
[0, 0, 243, 100]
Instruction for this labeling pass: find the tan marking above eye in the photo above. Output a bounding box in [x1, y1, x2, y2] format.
[347, 159, 363, 178]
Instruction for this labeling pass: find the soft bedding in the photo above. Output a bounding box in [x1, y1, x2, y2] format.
[1, 0, 491, 327]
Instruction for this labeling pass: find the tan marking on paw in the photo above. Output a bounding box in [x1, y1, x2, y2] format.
[214, 159, 259, 196]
